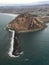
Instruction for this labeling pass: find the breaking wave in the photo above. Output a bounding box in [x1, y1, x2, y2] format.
[8, 29, 23, 58]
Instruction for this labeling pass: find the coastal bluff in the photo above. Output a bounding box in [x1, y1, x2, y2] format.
[6, 13, 45, 33]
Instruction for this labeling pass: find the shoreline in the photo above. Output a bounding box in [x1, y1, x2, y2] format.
[8, 29, 23, 58]
[8, 29, 20, 58]
[0, 13, 18, 16]
[7, 25, 47, 58]
[17, 25, 46, 33]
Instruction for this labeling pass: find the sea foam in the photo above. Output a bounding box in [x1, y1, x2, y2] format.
[8, 29, 20, 57]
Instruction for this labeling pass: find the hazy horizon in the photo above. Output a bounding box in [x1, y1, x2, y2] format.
[0, 0, 49, 6]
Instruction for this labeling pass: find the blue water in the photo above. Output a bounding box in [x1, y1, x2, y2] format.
[0, 13, 49, 65]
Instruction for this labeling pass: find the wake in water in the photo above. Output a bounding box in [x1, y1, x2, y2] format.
[8, 29, 23, 58]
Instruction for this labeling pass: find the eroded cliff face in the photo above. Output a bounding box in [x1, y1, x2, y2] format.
[6, 13, 45, 32]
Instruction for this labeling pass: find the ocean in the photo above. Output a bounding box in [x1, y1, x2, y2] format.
[0, 13, 49, 65]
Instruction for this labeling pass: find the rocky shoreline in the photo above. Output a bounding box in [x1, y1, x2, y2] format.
[6, 13, 46, 57]
[8, 29, 23, 57]
[18, 26, 46, 33]
[8, 25, 46, 57]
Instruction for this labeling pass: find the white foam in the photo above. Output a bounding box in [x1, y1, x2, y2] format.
[8, 29, 24, 58]
[19, 51, 24, 55]
[0, 13, 19, 17]
[8, 29, 20, 57]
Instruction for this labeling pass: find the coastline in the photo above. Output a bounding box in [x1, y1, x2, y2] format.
[8, 29, 23, 58]
[17, 25, 47, 33]
[0, 13, 19, 17]
[8, 29, 20, 57]
[7, 23, 47, 58]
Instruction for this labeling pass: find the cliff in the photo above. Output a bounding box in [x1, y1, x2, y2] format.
[6, 13, 45, 32]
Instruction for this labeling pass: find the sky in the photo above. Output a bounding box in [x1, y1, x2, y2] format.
[0, 0, 49, 5]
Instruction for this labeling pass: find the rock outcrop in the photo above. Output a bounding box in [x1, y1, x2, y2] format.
[6, 13, 45, 32]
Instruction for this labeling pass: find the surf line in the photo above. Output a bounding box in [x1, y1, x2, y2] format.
[8, 29, 23, 58]
[8, 29, 20, 57]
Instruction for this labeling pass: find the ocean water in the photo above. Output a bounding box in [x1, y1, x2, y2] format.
[0, 13, 49, 65]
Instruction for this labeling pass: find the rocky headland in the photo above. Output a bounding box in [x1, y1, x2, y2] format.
[6, 13, 46, 33]
[6, 13, 46, 57]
